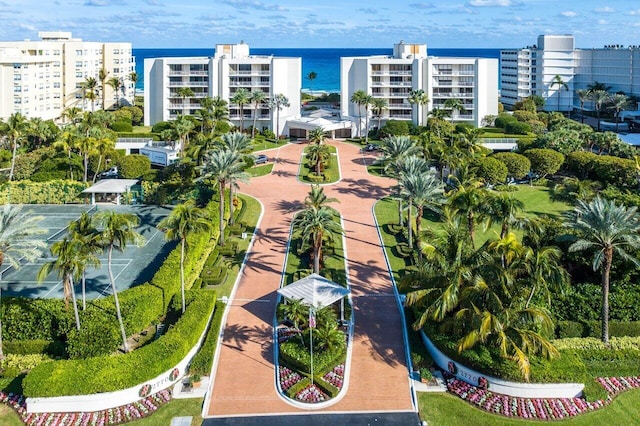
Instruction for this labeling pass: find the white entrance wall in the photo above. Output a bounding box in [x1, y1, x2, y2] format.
[420, 331, 584, 399]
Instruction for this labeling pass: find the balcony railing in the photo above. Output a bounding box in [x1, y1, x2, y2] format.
[432, 93, 474, 99]
[371, 81, 412, 87]
[371, 70, 412, 76]
[229, 81, 270, 87]
[433, 71, 475, 76]
[228, 70, 270, 76]
[168, 70, 208, 76]
[168, 82, 209, 87]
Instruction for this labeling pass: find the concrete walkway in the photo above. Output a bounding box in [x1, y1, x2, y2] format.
[204, 141, 415, 418]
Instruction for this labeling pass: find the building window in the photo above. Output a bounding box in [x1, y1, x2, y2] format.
[76, 50, 83, 56]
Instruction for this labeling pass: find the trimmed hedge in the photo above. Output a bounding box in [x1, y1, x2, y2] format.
[3, 340, 65, 357]
[23, 289, 217, 397]
[0, 180, 89, 204]
[188, 301, 225, 376]
[279, 339, 345, 375]
[556, 321, 640, 339]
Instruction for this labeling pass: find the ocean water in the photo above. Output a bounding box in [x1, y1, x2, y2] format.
[133, 47, 500, 94]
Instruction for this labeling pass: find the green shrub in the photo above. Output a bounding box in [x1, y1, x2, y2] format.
[116, 132, 159, 140]
[65, 307, 122, 359]
[189, 301, 224, 376]
[23, 290, 217, 397]
[111, 121, 134, 132]
[201, 266, 227, 286]
[592, 155, 637, 188]
[3, 340, 65, 357]
[470, 156, 508, 185]
[117, 154, 151, 178]
[286, 377, 311, 399]
[0, 180, 88, 204]
[524, 148, 565, 178]
[565, 151, 598, 179]
[380, 120, 410, 137]
[505, 121, 532, 135]
[1, 298, 70, 341]
[279, 339, 345, 375]
[556, 321, 640, 339]
[494, 114, 518, 129]
[492, 152, 531, 179]
[151, 121, 173, 134]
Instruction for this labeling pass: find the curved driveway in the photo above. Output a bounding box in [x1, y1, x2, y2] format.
[204, 141, 414, 417]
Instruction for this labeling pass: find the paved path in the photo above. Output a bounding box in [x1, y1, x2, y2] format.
[204, 141, 415, 418]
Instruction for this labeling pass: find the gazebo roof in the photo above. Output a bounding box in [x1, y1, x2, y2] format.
[277, 273, 349, 308]
[82, 179, 139, 194]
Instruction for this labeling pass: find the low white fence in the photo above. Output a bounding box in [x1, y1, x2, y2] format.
[420, 331, 584, 399]
[26, 308, 214, 413]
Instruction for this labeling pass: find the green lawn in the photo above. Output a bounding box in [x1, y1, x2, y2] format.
[299, 145, 340, 184]
[132, 125, 153, 133]
[419, 390, 640, 426]
[247, 163, 273, 177]
[130, 398, 203, 425]
[250, 137, 285, 152]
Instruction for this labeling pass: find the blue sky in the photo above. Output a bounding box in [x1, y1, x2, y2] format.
[1, 0, 635, 49]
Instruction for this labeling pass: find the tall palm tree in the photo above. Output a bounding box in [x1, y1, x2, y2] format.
[173, 114, 195, 156]
[128, 72, 138, 106]
[608, 93, 631, 132]
[159, 200, 211, 313]
[176, 87, 195, 115]
[82, 77, 99, 112]
[444, 98, 467, 122]
[401, 171, 445, 249]
[37, 238, 90, 330]
[371, 97, 388, 134]
[362, 94, 374, 144]
[211, 96, 229, 136]
[63, 106, 83, 125]
[575, 89, 590, 124]
[28, 117, 55, 149]
[201, 149, 244, 246]
[306, 71, 317, 91]
[4, 112, 30, 181]
[550, 74, 568, 113]
[0, 206, 46, 358]
[522, 244, 569, 308]
[95, 210, 145, 353]
[482, 192, 525, 239]
[306, 142, 331, 176]
[250, 90, 267, 138]
[76, 136, 97, 183]
[380, 135, 421, 226]
[565, 197, 640, 345]
[305, 185, 339, 210]
[219, 131, 252, 154]
[219, 132, 252, 224]
[92, 136, 116, 183]
[448, 178, 486, 248]
[589, 90, 609, 132]
[309, 126, 325, 145]
[98, 68, 110, 110]
[293, 207, 343, 274]
[106, 77, 122, 108]
[350, 90, 367, 138]
[230, 88, 250, 132]
[68, 212, 102, 310]
[408, 89, 430, 126]
[196, 97, 215, 133]
[268, 93, 290, 138]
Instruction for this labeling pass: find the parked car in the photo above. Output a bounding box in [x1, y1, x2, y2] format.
[255, 154, 268, 165]
[365, 144, 379, 152]
[99, 166, 119, 179]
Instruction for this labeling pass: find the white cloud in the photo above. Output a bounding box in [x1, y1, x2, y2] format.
[467, 0, 511, 6]
[560, 10, 577, 17]
[595, 7, 614, 13]
[598, 19, 607, 25]
[630, 9, 640, 15]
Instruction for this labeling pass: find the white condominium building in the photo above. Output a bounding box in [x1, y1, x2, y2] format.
[341, 41, 498, 132]
[0, 31, 135, 121]
[144, 42, 301, 136]
[501, 34, 640, 112]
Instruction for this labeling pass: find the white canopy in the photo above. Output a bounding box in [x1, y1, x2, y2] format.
[277, 273, 349, 308]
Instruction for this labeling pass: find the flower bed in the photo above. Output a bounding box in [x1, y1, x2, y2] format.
[295, 383, 328, 403]
[1, 389, 172, 425]
[277, 327, 301, 344]
[322, 364, 345, 390]
[278, 366, 303, 391]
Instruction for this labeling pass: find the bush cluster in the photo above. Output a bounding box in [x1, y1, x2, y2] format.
[279, 339, 345, 375]
[556, 321, 640, 339]
[0, 180, 89, 204]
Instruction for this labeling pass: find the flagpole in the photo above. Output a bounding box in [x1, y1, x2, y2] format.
[309, 307, 315, 385]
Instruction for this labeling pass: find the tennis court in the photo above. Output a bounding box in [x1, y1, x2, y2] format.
[1, 204, 176, 300]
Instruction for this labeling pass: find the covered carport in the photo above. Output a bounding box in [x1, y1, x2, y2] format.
[82, 179, 140, 205]
[287, 110, 354, 139]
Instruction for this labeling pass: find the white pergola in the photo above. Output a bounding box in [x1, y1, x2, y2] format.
[81, 179, 139, 205]
[277, 273, 350, 321]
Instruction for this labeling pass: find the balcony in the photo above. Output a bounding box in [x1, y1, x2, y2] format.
[432, 92, 474, 99]
[168, 82, 209, 87]
[229, 81, 271, 87]
[371, 81, 412, 87]
[168, 70, 208, 76]
[228, 70, 270, 76]
[168, 102, 202, 108]
[371, 70, 412, 76]
[433, 70, 475, 76]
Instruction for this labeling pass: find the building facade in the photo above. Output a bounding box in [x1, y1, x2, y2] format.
[144, 42, 301, 136]
[0, 31, 135, 121]
[501, 34, 640, 112]
[341, 41, 498, 133]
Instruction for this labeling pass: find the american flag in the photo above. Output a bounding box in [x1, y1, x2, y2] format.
[309, 308, 316, 329]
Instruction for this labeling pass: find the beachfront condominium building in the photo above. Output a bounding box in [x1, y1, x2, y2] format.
[340, 41, 499, 132]
[501, 34, 640, 112]
[144, 42, 301, 135]
[0, 31, 134, 121]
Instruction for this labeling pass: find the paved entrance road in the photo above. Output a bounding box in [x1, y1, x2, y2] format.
[204, 141, 415, 418]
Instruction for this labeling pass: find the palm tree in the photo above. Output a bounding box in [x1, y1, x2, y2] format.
[250, 90, 267, 138]
[37, 238, 89, 330]
[380, 135, 421, 225]
[0, 206, 46, 358]
[68, 212, 102, 310]
[306, 71, 317, 91]
[63, 106, 83, 125]
[98, 68, 110, 110]
[201, 149, 244, 246]
[219, 132, 252, 224]
[95, 210, 145, 353]
[575, 89, 590, 123]
[82, 77, 99, 112]
[522, 244, 569, 308]
[268, 93, 290, 138]
[305, 185, 339, 210]
[309, 126, 325, 145]
[362, 94, 374, 144]
[28, 117, 55, 149]
[76, 136, 97, 183]
[482, 192, 525, 239]
[219, 131, 252, 154]
[444, 98, 467, 122]
[565, 197, 640, 345]
[159, 200, 211, 314]
[589, 90, 609, 132]
[211, 96, 229, 135]
[408, 89, 430, 126]
[128, 72, 138, 106]
[293, 207, 343, 274]
[350, 90, 367, 138]
[230, 88, 250, 132]
[306, 142, 331, 176]
[277, 298, 307, 344]
[314, 320, 345, 352]
[92, 136, 116, 183]
[106, 77, 122, 108]
[448, 178, 486, 248]
[173, 114, 195, 156]
[401, 171, 446, 249]
[371, 97, 388, 134]
[4, 112, 30, 181]
[176, 87, 195, 115]
[608, 93, 631, 132]
[550, 74, 568, 113]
